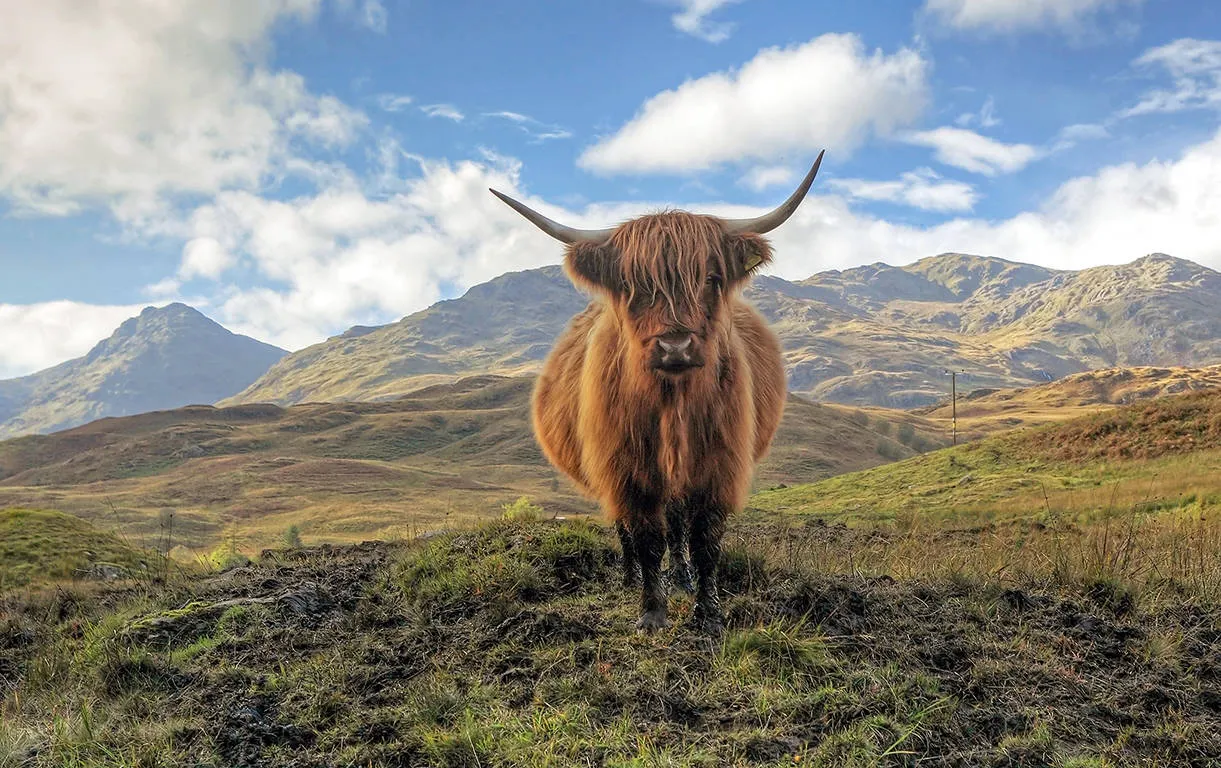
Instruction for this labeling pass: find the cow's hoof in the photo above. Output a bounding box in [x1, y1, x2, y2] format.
[690, 604, 724, 637]
[635, 610, 670, 634]
[688, 615, 725, 638]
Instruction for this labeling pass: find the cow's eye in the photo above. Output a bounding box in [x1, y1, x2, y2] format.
[706, 275, 723, 289]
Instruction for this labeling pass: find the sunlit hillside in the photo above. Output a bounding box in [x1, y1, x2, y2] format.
[0, 375, 947, 556]
[917, 364, 1221, 439]
[754, 387, 1221, 528]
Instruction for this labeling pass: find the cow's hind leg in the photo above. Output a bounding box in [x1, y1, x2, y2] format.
[615, 520, 639, 588]
[664, 500, 695, 594]
[688, 494, 728, 637]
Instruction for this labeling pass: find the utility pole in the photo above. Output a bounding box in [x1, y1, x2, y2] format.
[944, 369, 965, 446]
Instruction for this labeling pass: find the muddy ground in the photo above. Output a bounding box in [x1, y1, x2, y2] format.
[2, 518, 1220, 767]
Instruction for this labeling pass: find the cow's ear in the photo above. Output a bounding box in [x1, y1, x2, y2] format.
[726, 233, 773, 283]
[565, 242, 623, 294]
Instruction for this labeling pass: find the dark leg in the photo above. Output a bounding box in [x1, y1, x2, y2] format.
[630, 515, 669, 633]
[664, 501, 695, 594]
[688, 500, 727, 637]
[615, 520, 639, 588]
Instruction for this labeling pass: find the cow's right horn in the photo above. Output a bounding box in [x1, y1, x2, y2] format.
[489, 189, 615, 245]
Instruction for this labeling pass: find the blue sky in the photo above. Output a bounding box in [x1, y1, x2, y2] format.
[2, 0, 1221, 378]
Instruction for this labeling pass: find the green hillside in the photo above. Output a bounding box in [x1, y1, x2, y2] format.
[753, 387, 1221, 527]
[0, 508, 162, 590]
[2, 515, 1218, 766]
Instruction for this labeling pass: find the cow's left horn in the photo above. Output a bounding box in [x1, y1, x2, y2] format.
[722, 150, 825, 235]
[489, 189, 614, 245]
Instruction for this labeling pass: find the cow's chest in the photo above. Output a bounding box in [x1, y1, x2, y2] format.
[622, 398, 723, 498]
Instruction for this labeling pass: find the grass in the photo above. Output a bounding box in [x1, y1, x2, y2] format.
[0, 508, 167, 591]
[3, 516, 1218, 766]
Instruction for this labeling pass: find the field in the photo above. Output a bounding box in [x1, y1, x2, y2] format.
[3, 379, 1221, 765]
[0, 375, 947, 558]
[2, 512, 1219, 766]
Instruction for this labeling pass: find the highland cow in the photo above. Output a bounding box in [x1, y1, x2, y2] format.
[490, 152, 823, 635]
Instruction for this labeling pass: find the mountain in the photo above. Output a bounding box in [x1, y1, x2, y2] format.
[225, 252, 1221, 410]
[223, 266, 587, 406]
[0, 303, 287, 439]
[0, 374, 947, 552]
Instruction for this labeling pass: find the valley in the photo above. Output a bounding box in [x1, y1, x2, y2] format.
[0, 375, 947, 556]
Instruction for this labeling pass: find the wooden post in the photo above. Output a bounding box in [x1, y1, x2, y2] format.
[951, 370, 957, 446]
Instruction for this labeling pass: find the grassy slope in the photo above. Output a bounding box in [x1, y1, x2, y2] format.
[0, 375, 947, 555]
[0, 509, 162, 590]
[753, 387, 1221, 527]
[3, 517, 1219, 766]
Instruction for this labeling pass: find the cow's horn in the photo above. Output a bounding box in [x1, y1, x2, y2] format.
[489, 188, 614, 245]
[722, 150, 825, 235]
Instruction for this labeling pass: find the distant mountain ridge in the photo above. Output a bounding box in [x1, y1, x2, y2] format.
[0, 303, 287, 438]
[225, 252, 1221, 410]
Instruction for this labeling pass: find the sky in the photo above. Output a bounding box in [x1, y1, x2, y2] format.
[2, 0, 1221, 378]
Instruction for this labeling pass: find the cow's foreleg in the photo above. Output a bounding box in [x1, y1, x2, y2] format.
[619, 483, 669, 633]
[631, 515, 668, 633]
[688, 494, 727, 637]
[664, 500, 695, 594]
[615, 520, 639, 588]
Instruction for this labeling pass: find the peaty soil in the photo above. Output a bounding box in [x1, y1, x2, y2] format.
[2, 518, 1219, 767]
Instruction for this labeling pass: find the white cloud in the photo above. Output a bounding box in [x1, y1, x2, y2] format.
[0, 0, 368, 218]
[165, 153, 598, 351]
[1123, 39, 1221, 117]
[0, 302, 146, 379]
[923, 0, 1144, 34]
[902, 127, 1041, 176]
[955, 96, 1001, 128]
[578, 33, 929, 175]
[739, 166, 796, 192]
[11, 128, 1221, 378]
[332, 0, 387, 32]
[377, 93, 414, 112]
[180, 237, 236, 280]
[828, 168, 979, 212]
[483, 111, 573, 142]
[1051, 122, 1111, 151]
[359, 0, 387, 32]
[421, 104, 465, 122]
[670, 0, 743, 43]
[756, 128, 1221, 280]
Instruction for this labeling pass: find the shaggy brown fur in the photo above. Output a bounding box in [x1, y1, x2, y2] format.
[531, 211, 786, 634]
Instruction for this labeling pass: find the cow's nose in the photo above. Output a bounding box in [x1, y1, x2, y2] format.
[658, 333, 694, 354]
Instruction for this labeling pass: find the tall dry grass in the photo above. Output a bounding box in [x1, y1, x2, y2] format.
[731, 508, 1221, 607]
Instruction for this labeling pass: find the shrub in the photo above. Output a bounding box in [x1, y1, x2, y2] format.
[282, 524, 303, 549]
[500, 497, 545, 522]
